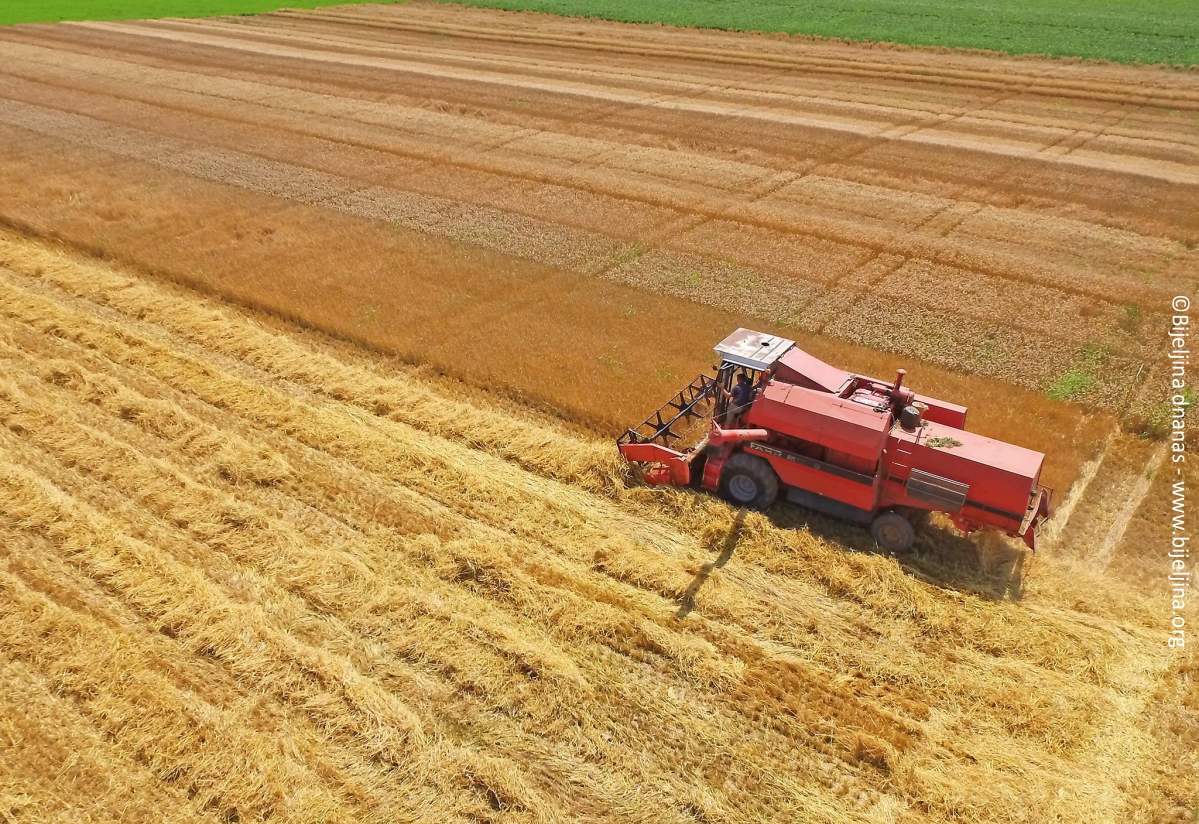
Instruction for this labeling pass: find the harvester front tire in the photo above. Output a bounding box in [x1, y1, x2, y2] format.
[871, 512, 915, 553]
[720, 453, 778, 511]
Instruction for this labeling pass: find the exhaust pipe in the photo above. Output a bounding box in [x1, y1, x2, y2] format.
[890, 368, 915, 407]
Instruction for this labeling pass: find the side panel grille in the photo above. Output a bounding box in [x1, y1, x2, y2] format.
[906, 468, 969, 512]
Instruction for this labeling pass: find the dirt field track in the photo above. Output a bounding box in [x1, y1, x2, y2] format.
[0, 5, 1196, 822]
[0, 233, 1193, 823]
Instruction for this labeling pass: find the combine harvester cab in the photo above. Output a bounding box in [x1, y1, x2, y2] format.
[618, 328, 1053, 553]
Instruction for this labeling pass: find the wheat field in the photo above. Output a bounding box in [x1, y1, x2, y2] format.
[0, 231, 1193, 823]
[1, 5, 1196, 818]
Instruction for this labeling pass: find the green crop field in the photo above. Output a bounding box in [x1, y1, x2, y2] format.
[1, 0, 1197, 67]
[0, 0, 371, 25]
[447, 0, 1199, 65]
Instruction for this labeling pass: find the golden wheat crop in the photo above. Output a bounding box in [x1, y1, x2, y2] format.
[0, 232, 1192, 823]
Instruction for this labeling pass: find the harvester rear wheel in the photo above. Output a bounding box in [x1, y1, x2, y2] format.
[871, 512, 915, 553]
[720, 453, 778, 510]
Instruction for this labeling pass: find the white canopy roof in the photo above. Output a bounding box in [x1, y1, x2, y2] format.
[713, 328, 795, 371]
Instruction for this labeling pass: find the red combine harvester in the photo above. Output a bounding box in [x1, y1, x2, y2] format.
[618, 329, 1052, 552]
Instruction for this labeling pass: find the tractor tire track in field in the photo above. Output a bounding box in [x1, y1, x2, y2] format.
[0, 230, 1180, 824]
[1093, 445, 1169, 570]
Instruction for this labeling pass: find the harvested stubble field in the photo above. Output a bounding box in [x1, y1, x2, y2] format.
[0, 4, 1197, 821]
[0, 231, 1195, 823]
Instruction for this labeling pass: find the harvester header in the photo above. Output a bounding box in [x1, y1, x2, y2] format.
[618, 329, 1052, 552]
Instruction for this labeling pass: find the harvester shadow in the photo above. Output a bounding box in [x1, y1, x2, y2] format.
[673, 496, 1026, 612]
[764, 501, 1028, 602]
[677, 510, 744, 619]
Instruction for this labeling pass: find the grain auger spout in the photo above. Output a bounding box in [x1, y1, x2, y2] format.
[618, 328, 1054, 553]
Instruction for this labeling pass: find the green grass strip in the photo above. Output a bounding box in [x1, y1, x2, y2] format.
[0, 0, 375, 26]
